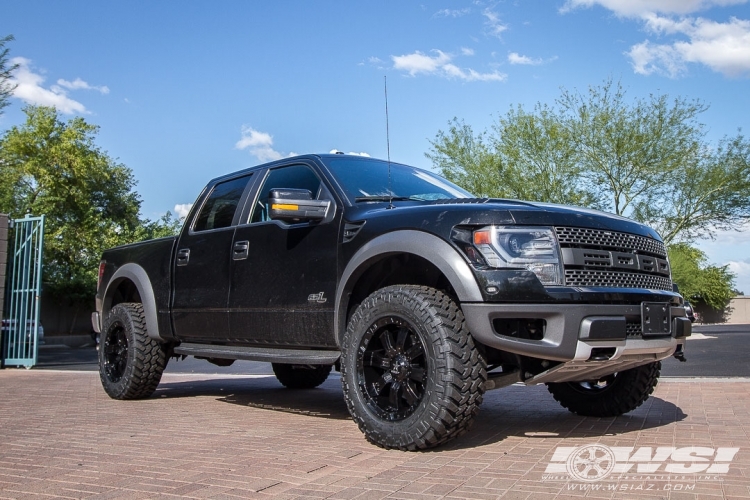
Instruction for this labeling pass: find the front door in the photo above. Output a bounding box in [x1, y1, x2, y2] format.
[171, 174, 254, 342]
[228, 163, 340, 347]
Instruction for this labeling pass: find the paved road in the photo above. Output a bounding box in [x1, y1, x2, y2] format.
[2, 325, 747, 498]
[34, 324, 750, 377]
[0, 367, 748, 498]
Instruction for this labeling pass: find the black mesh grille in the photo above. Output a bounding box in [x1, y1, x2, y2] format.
[626, 322, 642, 338]
[556, 226, 671, 291]
[564, 270, 673, 290]
[555, 226, 666, 258]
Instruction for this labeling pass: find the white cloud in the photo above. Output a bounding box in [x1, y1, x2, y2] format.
[235, 126, 302, 162]
[560, 0, 747, 17]
[392, 50, 452, 76]
[508, 52, 544, 65]
[483, 8, 508, 38]
[10, 57, 89, 114]
[56, 78, 110, 94]
[434, 8, 471, 18]
[391, 50, 507, 82]
[728, 260, 750, 294]
[728, 259, 750, 276]
[461, 47, 475, 56]
[174, 203, 193, 219]
[329, 149, 370, 156]
[628, 15, 750, 77]
[235, 125, 284, 162]
[562, 0, 750, 78]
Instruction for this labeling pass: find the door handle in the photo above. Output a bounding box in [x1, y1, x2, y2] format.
[176, 248, 190, 266]
[233, 240, 249, 260]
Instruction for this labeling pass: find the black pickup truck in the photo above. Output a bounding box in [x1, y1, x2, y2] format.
[93, 153, 691, 450]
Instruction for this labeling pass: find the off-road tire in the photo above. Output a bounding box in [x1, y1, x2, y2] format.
[99, 303, 167, 400]
[272, 363, 332, 389]
[341, 285, 487, 451]
[546, 361, 661, 417]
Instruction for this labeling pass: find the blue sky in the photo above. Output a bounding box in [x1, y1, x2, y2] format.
[2, 0, 749, 294]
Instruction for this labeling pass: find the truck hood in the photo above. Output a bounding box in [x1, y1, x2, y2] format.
[349, 198, 664, 242]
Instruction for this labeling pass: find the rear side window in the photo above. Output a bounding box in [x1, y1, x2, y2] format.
[193, 175, 251, 232]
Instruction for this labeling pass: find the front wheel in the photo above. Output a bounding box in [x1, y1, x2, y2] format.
[546, 361, 661, 417]
[99, 303, 167, 400]
[341, 285, 486, 450]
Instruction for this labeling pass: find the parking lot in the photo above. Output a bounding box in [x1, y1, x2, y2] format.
[0, 327, 749, 499]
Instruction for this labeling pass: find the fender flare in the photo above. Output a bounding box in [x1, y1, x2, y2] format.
[102, 263, 163, 341]
[334, 230, 483, 346]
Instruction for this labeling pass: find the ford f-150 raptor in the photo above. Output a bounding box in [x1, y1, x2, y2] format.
[93, 153, 691, 450]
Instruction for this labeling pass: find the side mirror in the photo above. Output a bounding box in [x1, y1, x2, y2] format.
[269, 188, 330, 223]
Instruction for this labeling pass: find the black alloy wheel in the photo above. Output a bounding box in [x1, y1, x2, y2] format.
[103, 321, 129, 383]
[357, 315, 427, 421]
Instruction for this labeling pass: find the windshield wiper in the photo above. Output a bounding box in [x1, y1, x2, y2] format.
[354, 196, 416, 203]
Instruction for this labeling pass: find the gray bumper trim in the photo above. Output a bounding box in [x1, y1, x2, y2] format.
[462, 303, 686, 362]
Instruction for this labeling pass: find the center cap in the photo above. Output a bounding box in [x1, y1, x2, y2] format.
[390, 355, 410, 380]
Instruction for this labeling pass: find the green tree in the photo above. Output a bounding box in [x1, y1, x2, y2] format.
[668, 243, 735, 310]
[134, 210, 183, 241]
[427, 79, 749, 309]
[426, 119, 509, 198]
[427, 79, 750, 245]
[0, 35, 18, 117]
[558, 80, 707, 219]
[0, 105, 177, 302]
[427, 111, 595, 207]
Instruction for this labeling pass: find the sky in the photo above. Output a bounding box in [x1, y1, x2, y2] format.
[1, 0, 749, 294]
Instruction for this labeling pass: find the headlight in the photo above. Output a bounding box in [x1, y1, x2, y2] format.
[472, 226, 563, 285]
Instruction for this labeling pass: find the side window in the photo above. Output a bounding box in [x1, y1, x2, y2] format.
[193, 175, 251, 232]
[250, 165, 322, 223]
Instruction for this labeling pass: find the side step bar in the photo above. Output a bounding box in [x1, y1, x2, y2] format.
[173, 343, 341, 365]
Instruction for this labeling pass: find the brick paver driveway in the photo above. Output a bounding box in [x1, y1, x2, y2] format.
[0, 370, 748, 499]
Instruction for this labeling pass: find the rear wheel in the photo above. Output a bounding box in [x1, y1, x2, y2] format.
[546, 361, 661, 417]
[99, 303, 167, 400]
[272, 363, 332, 389]
[341, 285, 486, 450]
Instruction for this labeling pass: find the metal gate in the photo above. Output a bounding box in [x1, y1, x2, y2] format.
[2, 215, 45, 368]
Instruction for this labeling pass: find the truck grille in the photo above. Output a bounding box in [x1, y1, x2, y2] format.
[555, 227, 666, 256]
[564, 270, 673, 290]
[555, 227, 672, 291]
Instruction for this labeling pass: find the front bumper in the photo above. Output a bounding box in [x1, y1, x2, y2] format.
[463, 302, 690, 384]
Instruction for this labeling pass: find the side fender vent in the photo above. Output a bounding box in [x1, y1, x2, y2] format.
[343, 221, 365, 243]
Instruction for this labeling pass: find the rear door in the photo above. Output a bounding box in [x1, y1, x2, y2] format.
[171, 174, 255, 342]
[228, 162, 341, 347]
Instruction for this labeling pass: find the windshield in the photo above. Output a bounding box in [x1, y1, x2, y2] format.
[324, 157, 473, 203]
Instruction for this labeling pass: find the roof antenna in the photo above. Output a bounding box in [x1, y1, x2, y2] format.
[384, 76, 394, 209]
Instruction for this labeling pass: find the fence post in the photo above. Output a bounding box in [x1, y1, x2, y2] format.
[0, 214, 8, 325]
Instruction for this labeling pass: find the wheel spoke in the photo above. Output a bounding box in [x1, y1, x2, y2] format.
[389, 381, 401, 410]
[405, 341, 423, 360]
[395, 326, 408, 350]
[372, 373, 391, 395]
[363, 351, 390, 370]
[409, 366, 425, 383]
[380, 330, 397, 356]
[402, 381, 419, 405]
